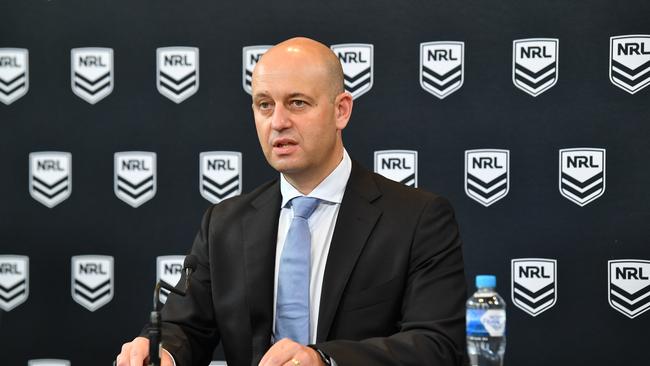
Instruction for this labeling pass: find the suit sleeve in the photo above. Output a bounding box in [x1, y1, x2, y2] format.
[151, 206, 220, 366]
[316, 196, 468, 366]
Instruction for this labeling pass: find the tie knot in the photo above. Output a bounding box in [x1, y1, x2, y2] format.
[290, 196, 320, 219]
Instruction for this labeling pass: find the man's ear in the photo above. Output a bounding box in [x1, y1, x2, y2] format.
[334, 92, 353, 130]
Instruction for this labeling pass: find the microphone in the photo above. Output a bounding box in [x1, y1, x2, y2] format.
[148, 254, 199, 366]
[157, 254, 198, 298]
[183, 254, 198, 292]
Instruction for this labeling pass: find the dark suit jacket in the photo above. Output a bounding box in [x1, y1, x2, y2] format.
[158, 161, 467, 366]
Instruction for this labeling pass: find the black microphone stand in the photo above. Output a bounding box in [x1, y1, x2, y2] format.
[148, 255, 197, 366]
[148, 280, 185, 366]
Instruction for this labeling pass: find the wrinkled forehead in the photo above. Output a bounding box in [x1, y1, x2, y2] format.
[251, 59, 329, 99]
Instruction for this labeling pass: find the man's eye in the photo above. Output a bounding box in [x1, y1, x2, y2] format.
[259, 101, 271, 109]
[291, 100, 306, 107]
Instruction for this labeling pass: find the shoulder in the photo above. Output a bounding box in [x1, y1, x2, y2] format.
[202, 178, 279, 222]
[353, 161, 452, 211]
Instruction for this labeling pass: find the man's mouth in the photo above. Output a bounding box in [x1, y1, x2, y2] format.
[272, 138, 298, 148]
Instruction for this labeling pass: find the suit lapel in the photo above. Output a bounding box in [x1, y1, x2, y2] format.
[317, 162, 382, 341]
[242, 181, 281, 363]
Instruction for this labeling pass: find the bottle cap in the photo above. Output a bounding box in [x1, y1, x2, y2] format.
[476, 275, 496, 288]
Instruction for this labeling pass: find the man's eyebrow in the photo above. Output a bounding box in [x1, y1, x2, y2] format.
[252, 92, 270, 101]
[287, 93, 314, 102]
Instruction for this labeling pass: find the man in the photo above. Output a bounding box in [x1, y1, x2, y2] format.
[117, 37, 467, 366]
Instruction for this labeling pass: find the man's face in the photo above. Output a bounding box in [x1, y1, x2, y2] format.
[251, 53, 343, 180]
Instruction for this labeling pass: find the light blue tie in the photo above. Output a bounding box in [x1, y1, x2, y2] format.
[275, 196, 320, 345]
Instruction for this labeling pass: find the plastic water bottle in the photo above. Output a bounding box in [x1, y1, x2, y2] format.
[466, 275, 506, 366]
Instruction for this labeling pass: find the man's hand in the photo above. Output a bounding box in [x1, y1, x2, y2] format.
[116, 336, 174, 366]
[259, 338, 324, 366]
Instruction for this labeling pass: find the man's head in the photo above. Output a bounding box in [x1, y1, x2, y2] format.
[251, 37, 353, 192]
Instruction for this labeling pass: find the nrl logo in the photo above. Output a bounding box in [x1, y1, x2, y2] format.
[200, 151, 242, 203]
[114, 152, 157, 207]
[157, 47, 199, 103]
[373, 150, 418, 187]
[511, 258, 557, 317]
[512, 38, 558, 97]
[331, 43, 373, 99]
[28, 360, 71, 366]
[559, 148, 605, 206]
[0, 48, 29, 105]
[29, 152, 72, 208]
[610, 35, 650, 94]
[157, 255, 185, 304]
[242, 45, 271, 95]
[465, 149, 509, 207]
[0, 255, 29, 311]
[71, 47, 113, 104]
[608, 259, 650, 319]
[420, 41, 464, 99]
[71, 255, 114, 312]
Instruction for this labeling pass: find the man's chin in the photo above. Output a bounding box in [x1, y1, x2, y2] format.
[268, 158, 304, 175]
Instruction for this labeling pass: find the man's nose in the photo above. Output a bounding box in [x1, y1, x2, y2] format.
[270, 104, 292, 130]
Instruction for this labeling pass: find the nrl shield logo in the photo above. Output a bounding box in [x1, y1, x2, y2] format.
[331, 43, 373, 99]
[0, 255, 29, 311]
[157, 255, 185, 304]
[513, 38, 558, 97]
[29, 152, 72, 208]
[242, 45, 271, 95]
[420, 42, 464, 99]
[200, 151, 242, 203]
[28, 360, 71, 366]
[559, 148, 605, 206]
[374, 150, 417, 187]
[157, 47, 199, 103]
[71, 48, 113, 104]
[71, 255, 114, 312]
[610, 35, 650, 94]
[465, 149, 509, 207]
[0, 48, 29, 105]
[609, 259, 650, 319]
[511, 258, 557, 317]
[114, 152, 157, 207]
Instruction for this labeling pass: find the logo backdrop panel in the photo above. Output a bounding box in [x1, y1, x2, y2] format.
[29, 152, 72, 208]
[200, 151, 242, 203]
[610, 35, 650, 94]
[71, 255, 114, 312]
[373, 150, 418, 187]
[511, 258, 557, 316]
[157, 47, 199, 103]
[28, 360, 71, 366]
[512, 38, 558, 96]
[114, 152, 157, 207]
[559, 148, 605, 206]
[465, 149, 510, 207]
[0, 255, 29, 311]
[242, 45, 271, 95]
[608, 260, 650, 319]
[420, 41, 464, 99]
[156, 255, 185, 304]
[0, 48, 28, 105]
[70, 47, 113, 104]
[331, 43, 373, 99]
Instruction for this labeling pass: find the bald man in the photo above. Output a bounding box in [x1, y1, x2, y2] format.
[117, 37, 467, 366]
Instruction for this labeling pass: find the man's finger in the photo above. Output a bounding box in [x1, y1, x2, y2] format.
[129, 344, 147, 366]
[260, 339, 312, 366]
[260, 339, 293, 366]
[116, 343, 131, 366]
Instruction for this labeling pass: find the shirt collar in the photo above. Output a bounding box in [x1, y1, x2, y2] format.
[280, 149, 352, 208]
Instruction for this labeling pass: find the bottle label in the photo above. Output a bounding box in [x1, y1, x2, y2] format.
[466, 309, 506, 337]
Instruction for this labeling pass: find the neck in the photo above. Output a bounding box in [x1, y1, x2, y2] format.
[284, 146, 344, 195]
